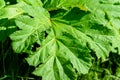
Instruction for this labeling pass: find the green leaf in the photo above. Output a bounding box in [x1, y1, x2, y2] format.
[26, 19, 92, 80]
[9, 0, 120, 80]
[17, 0, 43, 6]
[10, 5, 51, 53]
[57, 7, 116, 61]
[0, 0, 5, 9]
[32, 57, 77, 80]
[42, 0, 89, 10]
[0, 7, 23, 19]
[85, 0, 120, 54]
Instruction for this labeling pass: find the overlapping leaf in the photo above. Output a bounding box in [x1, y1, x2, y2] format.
[10, 4, 51, 53]
[26, 20, 92, 80]
[51, 7, 116, 61]
[0, 5, 23, 19]
[42, 0, 89, 10]
[85, 0, 120, 54]
[9, 0, 120, 80]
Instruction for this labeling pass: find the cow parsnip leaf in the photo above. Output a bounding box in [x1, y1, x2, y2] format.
[10, 5, 51, 53]
[9, 0, 120, 80]
[53, 1, 120, 60]
[85, 0, 120, 54]
[32, 57, 77, 80]
[0, 0, 43, 19]
[26, 20, 92, 80]
[51, 7, 116, 61]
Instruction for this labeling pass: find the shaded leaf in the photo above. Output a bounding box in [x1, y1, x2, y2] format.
[42, 0, 89, 10]
[0, 19, 16, 42]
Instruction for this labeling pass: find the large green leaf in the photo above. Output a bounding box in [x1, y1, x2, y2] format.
[85, 0, 120, 54]
[9, 0, 120, 80]
[10, 4, 51, 53]
[26, 20, 92, 80]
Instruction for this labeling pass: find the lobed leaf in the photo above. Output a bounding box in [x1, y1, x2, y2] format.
[9, 0, 120, 80]
[10, 4, 51, 53]
[26, 21, 92, 80]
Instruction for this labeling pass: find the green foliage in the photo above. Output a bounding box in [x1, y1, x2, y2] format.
[0, 0, 5, 9]
[1, 0, 120, 80]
